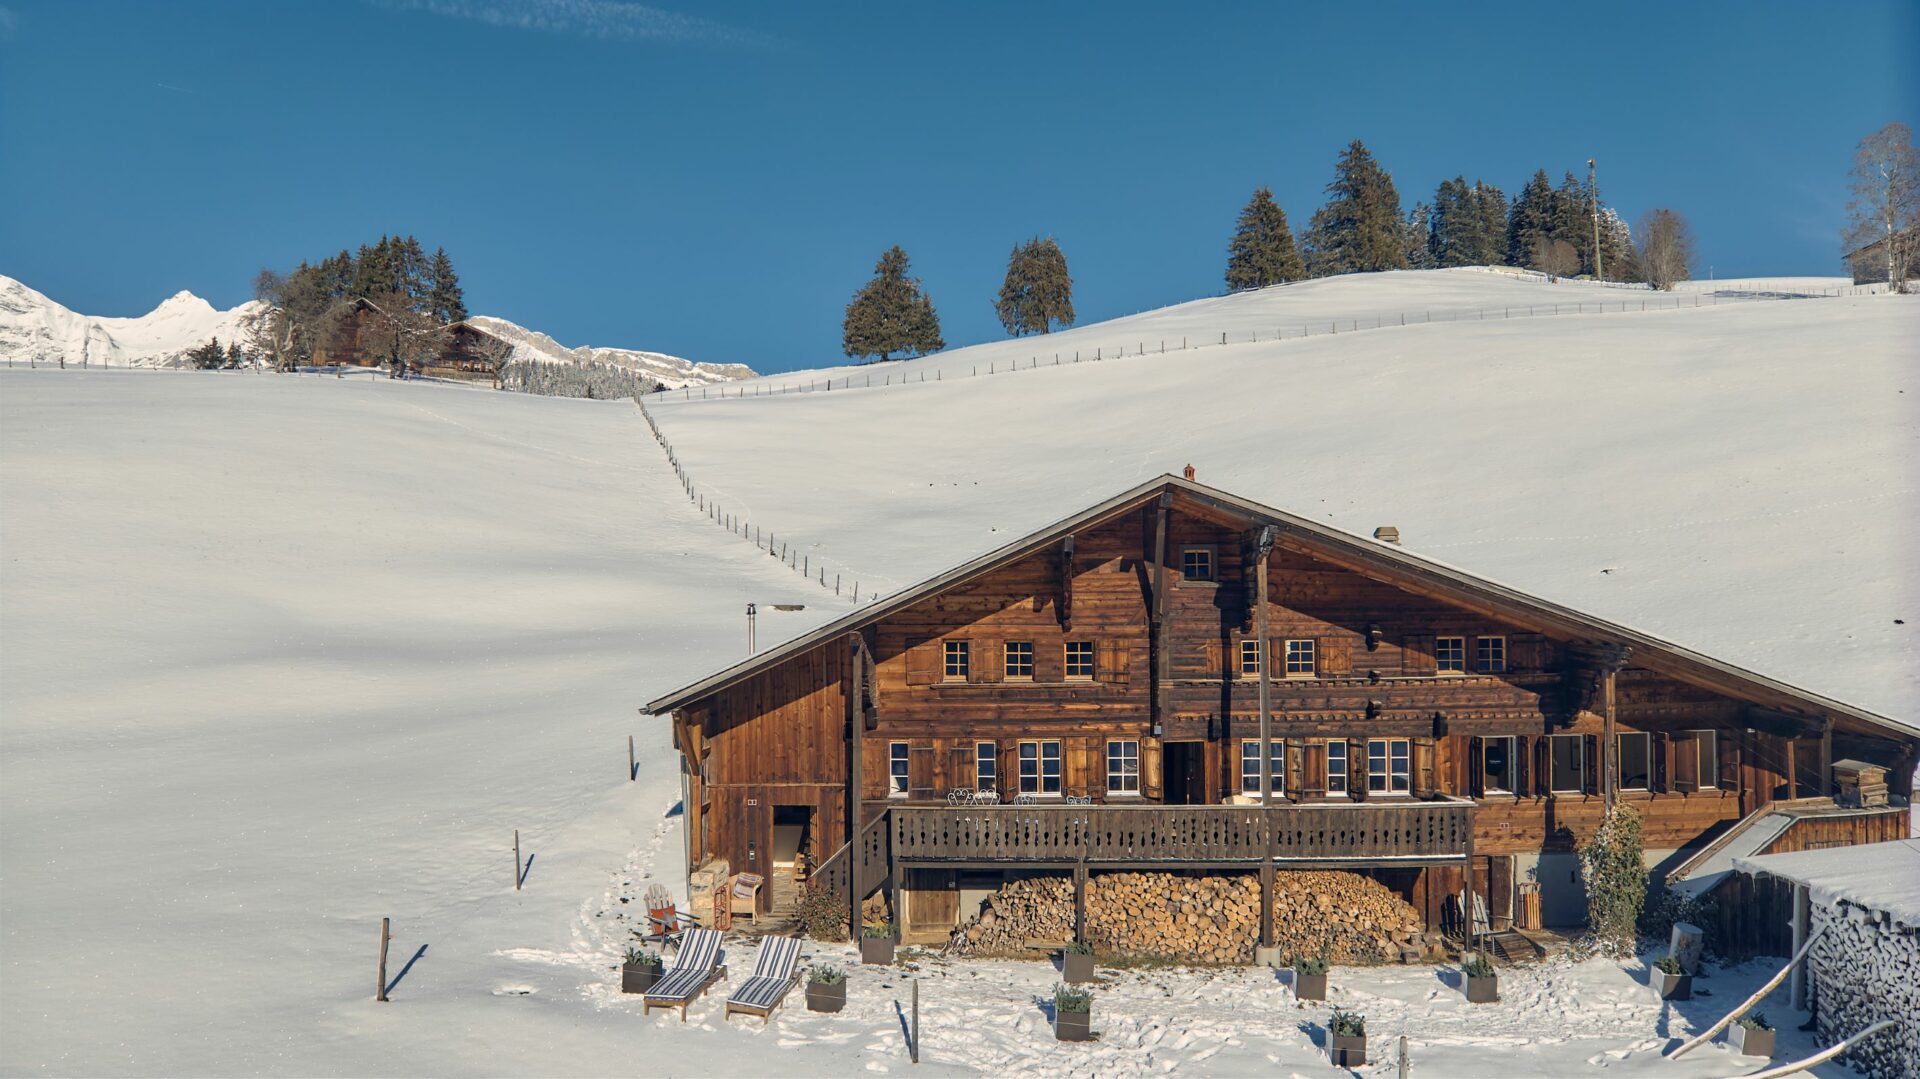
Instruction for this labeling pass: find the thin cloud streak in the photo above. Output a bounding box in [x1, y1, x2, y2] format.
[372, 0, 775, 48]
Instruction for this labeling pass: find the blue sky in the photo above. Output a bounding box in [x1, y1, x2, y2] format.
[1, 1, 1912, 373]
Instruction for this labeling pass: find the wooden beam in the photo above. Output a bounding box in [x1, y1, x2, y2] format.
[1259, 858, 1275, 947]
[1073, 862, 1088, 943]
[848, 632, 864, 936]
[1254, 525, 1275, 806]
[1602, 666, 1618, 811]
[1057, 534, 1075, 630]
[1819, 717, 1833, 798]
[1149, 493, 1172, 734]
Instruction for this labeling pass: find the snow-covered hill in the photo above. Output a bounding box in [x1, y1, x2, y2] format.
[0, 274, 755, 387]
[0, 274, 267, 368]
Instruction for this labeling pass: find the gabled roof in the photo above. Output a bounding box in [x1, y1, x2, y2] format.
[643, 475, 1914, 743]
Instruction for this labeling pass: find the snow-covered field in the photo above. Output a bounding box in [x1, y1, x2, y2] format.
[2, 267, 1910, 1077]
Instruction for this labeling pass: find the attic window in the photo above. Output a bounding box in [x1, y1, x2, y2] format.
[1284, 639, 1316, 677]
[1476, 636, 1507, 673]
[1064, 641, 1095, 680]
[1436, 636, 1465, 673]
[1180, 546, 1215, 581]
[943, 640, 970, 681]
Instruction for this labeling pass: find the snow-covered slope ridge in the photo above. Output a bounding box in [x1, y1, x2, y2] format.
[466, 314, 753, 389]
[649, 271, 1918, 723]
[0, 274, 266, 368]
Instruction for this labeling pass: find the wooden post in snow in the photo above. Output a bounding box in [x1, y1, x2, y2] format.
[377, 918, 391, 1001]
[514, 829, 521, 890]
[629, 735, 636, 781]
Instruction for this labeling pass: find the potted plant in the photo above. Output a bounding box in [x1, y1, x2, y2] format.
[860, 921, 896, 965]
[621, 947, 663, 994]
[1293, 955, 1330, 1001]
[1062, 941, 1095, 984]
[1054, 983, 1093, 1042]
[1653, 954, 1692, 1000]
[1461, 951, 1499, 1003]
[805, 965, 847, 1013]
[1329, 1008, 1367, 1066]
[1728, 1012, 1775, 1058]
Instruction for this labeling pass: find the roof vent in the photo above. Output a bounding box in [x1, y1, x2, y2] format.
[1183, 464, 1196, 481]
[1373, 526, 1401, 545]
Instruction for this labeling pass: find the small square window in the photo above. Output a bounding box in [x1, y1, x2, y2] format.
[943, 640, 969, 680]
[976, 742, 997, 792]
[1107, 740, 1140, 794]
[1004, 641, 1034, 679]
[1180, 547, 1215, 581]
[1326, 739, 1349, 794]
[889, 742, 910, 796]
[1240, 739, 1285, 795]
[1435, 636, 1466, 673]
[1239, 639, 1262, 677]
[1476, 636, 1507, 673]
[1064, 641, 1095, 680]
[1284, 639, 1316, 676]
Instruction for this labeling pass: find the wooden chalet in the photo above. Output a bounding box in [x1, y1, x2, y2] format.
[644, 476, 1916, 950]
[309, 297, 502, 380]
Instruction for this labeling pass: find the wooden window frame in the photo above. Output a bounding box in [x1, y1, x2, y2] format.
[1326, 739, 1349, 795]
[1179, 545, 1216, 582]
[1019, 739, 1063, 796]
[888, 741, 911, 798]
[1283, 638, 1316, 677]
[942, 639, 970, 681]
[1003, 640, 1034, 680]
[1475, 635, 1507, 673]
[1064, 640, 1095, 681]
[1479, 734, 1516, 794]
[1616, 732, 1653, 791]
[1239, 639, 1262, 678]
[1676, 729, 1719, 790]
[1106, 739, 1141, 795]
[976, 741, 997, 792]
[1367, 737, 1410, 795]
[1240, 739, 1285, 795]
[1435, 635, 1466, 674]
[1548, 733, 1584, 794]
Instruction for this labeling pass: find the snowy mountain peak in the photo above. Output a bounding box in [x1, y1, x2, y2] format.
[151, 290, 216, 316]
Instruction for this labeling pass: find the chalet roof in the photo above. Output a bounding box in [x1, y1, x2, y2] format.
[642, 475, 1915, 743]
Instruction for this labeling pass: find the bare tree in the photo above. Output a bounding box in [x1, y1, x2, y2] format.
[357, 293, 450, 378]
[1530, 236, 1579, 282]
[1845, 122, 1919, 292]
[469, 328, 517, 389]
[1636, 209, 1695, 291]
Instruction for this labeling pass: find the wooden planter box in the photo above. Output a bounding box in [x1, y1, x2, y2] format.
[1063, 952, 1095, 984]
[1331, 1032, 1367, 1067]
[1294, 972, 1327, 1001]
[805, 981, 847, 1013]
[1465, 973, 1499, 1003]
[621, 963, 661, 994]
[1728, 1024, 1774, 1058]
[1656, 972, 1692, 1001]
[1055, 1009, 1092, 1042]
[860, 937, 895, 966]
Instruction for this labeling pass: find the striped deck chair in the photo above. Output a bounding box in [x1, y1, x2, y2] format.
[641, 927, 727, 1021]
[723, 935, 804, 1023]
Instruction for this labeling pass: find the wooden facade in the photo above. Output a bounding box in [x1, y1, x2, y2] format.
[650, 477, 1918, 946]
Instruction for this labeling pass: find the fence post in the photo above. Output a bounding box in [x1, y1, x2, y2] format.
[377, 918, 391, 1001]
[911, 978, 920, 1063]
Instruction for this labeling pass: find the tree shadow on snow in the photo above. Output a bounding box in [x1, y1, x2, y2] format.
[385, 944, 429, 996]
[1032, 994, 1057, 1023]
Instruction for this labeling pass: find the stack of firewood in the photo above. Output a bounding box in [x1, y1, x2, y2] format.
[951, 870, 1427, 964]
[1808, 898, 1919, 1079]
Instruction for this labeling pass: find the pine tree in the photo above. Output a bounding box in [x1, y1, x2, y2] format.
[427, 247, 466, 323]
[1554, 172, 1595, 275]
[1470, 181, 1509, 266]
[1302, 140, 1407, 275]
[1428, 177, 1477, 267]
[1403, 203, 1435, 269]
[1506, 170, 1557, 270]
[842, 246, 944, 361]
[187, 337, 227, 370]
[225, 340, 245, 369]
[995, 237, 1076, 336]
[1224, 187, 1305, 290]
[351, 236, 398, 299]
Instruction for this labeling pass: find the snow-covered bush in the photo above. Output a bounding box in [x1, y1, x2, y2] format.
[1581, 803, 1648, 957]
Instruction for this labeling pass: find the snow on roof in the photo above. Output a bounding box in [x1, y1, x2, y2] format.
[1734, 839, 1920, 928]
[1669, 813, 1796, 900]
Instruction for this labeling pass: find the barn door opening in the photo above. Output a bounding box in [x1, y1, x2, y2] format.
[1163, 741, 1206, 804]
[772, 805, 812, 869]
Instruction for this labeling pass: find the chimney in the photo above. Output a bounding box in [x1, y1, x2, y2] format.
[1183, 464, 1196, 481]
[1373, 526, 1401, 545]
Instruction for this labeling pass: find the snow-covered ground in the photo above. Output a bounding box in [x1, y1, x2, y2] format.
[647, 273, 1918, 725]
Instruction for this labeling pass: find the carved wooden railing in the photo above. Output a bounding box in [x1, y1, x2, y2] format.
[889, 799, 1476, 865]
[813, 810, 893, 904]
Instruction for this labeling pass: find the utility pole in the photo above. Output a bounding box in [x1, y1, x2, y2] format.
[1588, 159, 1603, 281]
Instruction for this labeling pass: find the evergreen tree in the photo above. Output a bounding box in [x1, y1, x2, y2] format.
[1428, 177, 1477, 267]
[1402, 202, 1435, 269]
[427, 247, 467, 323]
[1469, 181, 1509, 266]
[1506, 170, 1557, 270]
[995, 237, 1075, 336]
[187, 337, 227, 370]
[842, 246, 944, 361]
[225, 340, 245, 369]
[1554, 172, 1596, 275]
[1301, 140, 1407, 275]
[1224, 186, 1305, 289]
[1600, 208, 1640, 282]
[351, 236, 398, 299]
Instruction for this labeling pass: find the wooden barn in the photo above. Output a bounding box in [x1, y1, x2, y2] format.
[643, 475, 1916, 952]
[309, 297, 503, 381]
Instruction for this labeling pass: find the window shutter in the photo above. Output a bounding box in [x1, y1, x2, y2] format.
[1673, 733, 1698, 792]
[1035, 640, 1064, 682]
[1403, 635, 1436, 675]
[1286, 740, 1305, 797]
[1202, 639, 1224, 676]
[1349, 737, 1366, 794]
[1318, 637, 1352, 677]
[909, 745, 935, 798]
[905, 638, 937, 686]
[976, 640, 1003, 684]
[1583, 735, 1599, 795]
[1305, 742, 1327, 796]
[1142, 738, 1163, 799]
[1513, 736, 1528, 796]
[1651, 732, 1668, 792]
[1075, 739, 1099, 797]
[1468, 736, 1484, 798]
[1533, 737, 1550, 797]
[948, 743, 972, 791]
[1510, 633, 1550, 671]
[1716, 731, 1740, 792]
[1413, 737, 1437, 797]
[862, 738, 887, 798]
[1096, 639, 1130, 684]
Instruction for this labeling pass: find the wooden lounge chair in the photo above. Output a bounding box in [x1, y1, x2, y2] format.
[729, 872, 764, 925]
[723, 935, 803, 1023]
[641, 927, 727, 1021]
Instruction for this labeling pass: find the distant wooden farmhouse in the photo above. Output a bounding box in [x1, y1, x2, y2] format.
[1844, 225, 1918, 286]
[644, 476, 1916, 954]
[309, 296, 503, 380]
